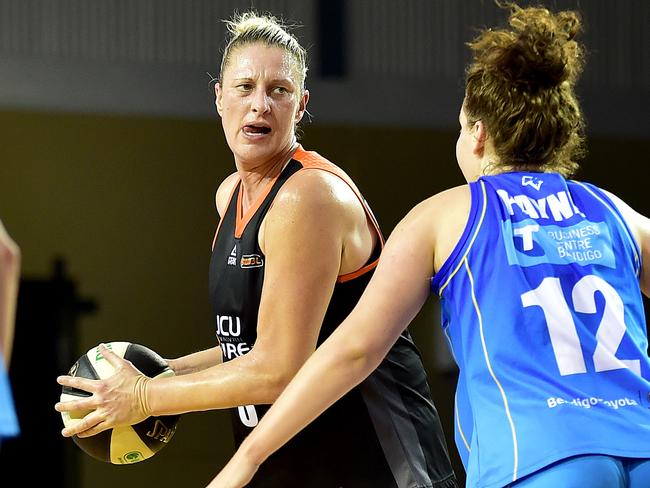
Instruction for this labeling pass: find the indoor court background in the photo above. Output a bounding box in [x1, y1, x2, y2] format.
[0, 1, 647, 486]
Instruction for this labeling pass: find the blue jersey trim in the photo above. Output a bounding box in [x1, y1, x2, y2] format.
[433, 181, 488, 296]
[464, 258, 520, 483]
[453, 394, 471, 455]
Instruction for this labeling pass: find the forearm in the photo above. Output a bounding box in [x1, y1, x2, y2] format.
[146, 349, 289, 416]
[167, 346, 223, 375]
[239, 320, 386, 466]
[0, 244, 20, 367]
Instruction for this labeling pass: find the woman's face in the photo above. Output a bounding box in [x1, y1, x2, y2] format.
[215, 43, 308, 167]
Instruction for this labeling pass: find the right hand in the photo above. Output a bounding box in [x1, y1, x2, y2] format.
[55, 344, 152, 437]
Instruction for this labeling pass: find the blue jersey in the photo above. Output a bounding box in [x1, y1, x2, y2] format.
[0, 355, 19, 440]
[431, 172, 650, 488]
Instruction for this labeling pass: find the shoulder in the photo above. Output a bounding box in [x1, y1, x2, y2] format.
[396, 185, 470, 235]
[215, 172, 240, 217]
[385, 185, 470, 241]
[290, 146, 362, 200]
[274, 167, 362, 215]
[397, 185, 471, 271]
[259, 169, 355, 256]
[261, 168, 363, 250]
[410, 184, 471, 225]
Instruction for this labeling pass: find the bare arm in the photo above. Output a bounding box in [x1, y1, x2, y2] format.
[166, 346, 223, 375]
[56, 170, 369, 435]
[0, 220, 20, 368]
[207, 196, 442, 487]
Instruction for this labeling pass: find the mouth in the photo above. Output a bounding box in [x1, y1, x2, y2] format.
[242, 124, 272, 136]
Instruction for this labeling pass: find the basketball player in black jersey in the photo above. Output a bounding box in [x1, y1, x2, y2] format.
[56, 11, 456, 488]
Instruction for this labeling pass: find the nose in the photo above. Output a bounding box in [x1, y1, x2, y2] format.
[251, 88, 270, 114]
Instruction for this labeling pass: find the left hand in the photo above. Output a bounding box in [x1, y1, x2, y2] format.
[205, 449, 260, 488]
[55, 344, 151, 438]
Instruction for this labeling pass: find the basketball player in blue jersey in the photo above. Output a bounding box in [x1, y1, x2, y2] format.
[0, 219, 20, 445]
[55, 10, 457, 488]
[209, 4, 650, 488]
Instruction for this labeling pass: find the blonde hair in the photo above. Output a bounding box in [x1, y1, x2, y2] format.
[219, 11, 308, 94]
[464, 3, 586, 177]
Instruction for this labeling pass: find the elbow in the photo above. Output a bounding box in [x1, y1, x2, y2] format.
[255, 332, 382, 404]
[263, 364, 303, 402]
[269, 339, 378, 403]
[0, 241, 20, 271]
[237, 348, 298, 403]
[0, 242, 20, 265]
[265, 376, 290, 402]
[343, 336, 383, 376]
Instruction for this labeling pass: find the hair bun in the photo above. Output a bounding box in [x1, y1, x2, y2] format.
[472, 5, 583, 91]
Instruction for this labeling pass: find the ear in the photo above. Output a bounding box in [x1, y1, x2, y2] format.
[214, 82, 223, 117]
[294, 89, 310, 123]
[471, 120, 488, 157]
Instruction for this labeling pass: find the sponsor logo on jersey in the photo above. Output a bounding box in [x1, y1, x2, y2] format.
[216, 314, 241, 337]
[547, 395, 639, 410]
[240, 254, 263, 268]
[215, 314, 251, 359]
[521, 175, 543, 190]
[221, 341, 251, 359]
[502, 218, 615, 268]
[228, 245, 237, 266]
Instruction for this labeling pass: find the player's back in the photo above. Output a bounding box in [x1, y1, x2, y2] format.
[432, 171, 650, 488]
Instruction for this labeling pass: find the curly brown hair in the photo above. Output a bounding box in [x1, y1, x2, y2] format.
[464, 2, 586, 177]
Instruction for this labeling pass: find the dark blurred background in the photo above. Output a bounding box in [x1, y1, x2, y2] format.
[0, 1, 647, 487]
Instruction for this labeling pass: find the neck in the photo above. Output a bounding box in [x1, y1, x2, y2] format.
[237, 141, 298, 211]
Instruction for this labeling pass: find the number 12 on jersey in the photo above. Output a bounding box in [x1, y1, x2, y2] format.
[521, 274, 641, 376]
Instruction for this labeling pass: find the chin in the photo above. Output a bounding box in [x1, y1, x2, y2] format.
[234, 145, 275, 162]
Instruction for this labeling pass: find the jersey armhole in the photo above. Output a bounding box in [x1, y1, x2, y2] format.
[431, 180, 484, 295]
[211, 179, 241, 251]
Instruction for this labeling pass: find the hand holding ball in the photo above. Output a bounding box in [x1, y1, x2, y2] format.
[57, 342, 180, 464]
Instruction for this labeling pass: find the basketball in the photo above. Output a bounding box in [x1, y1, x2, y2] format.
[60, 342, 180, 464]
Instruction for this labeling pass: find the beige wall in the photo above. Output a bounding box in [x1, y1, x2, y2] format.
[1, 109, 646, 487]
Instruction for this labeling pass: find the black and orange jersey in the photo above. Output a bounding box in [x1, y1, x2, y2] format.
[209, 146, 456, 488]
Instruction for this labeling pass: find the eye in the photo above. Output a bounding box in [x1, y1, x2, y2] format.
[273, 85, 291, 95]
[236, 83, 253, 92]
